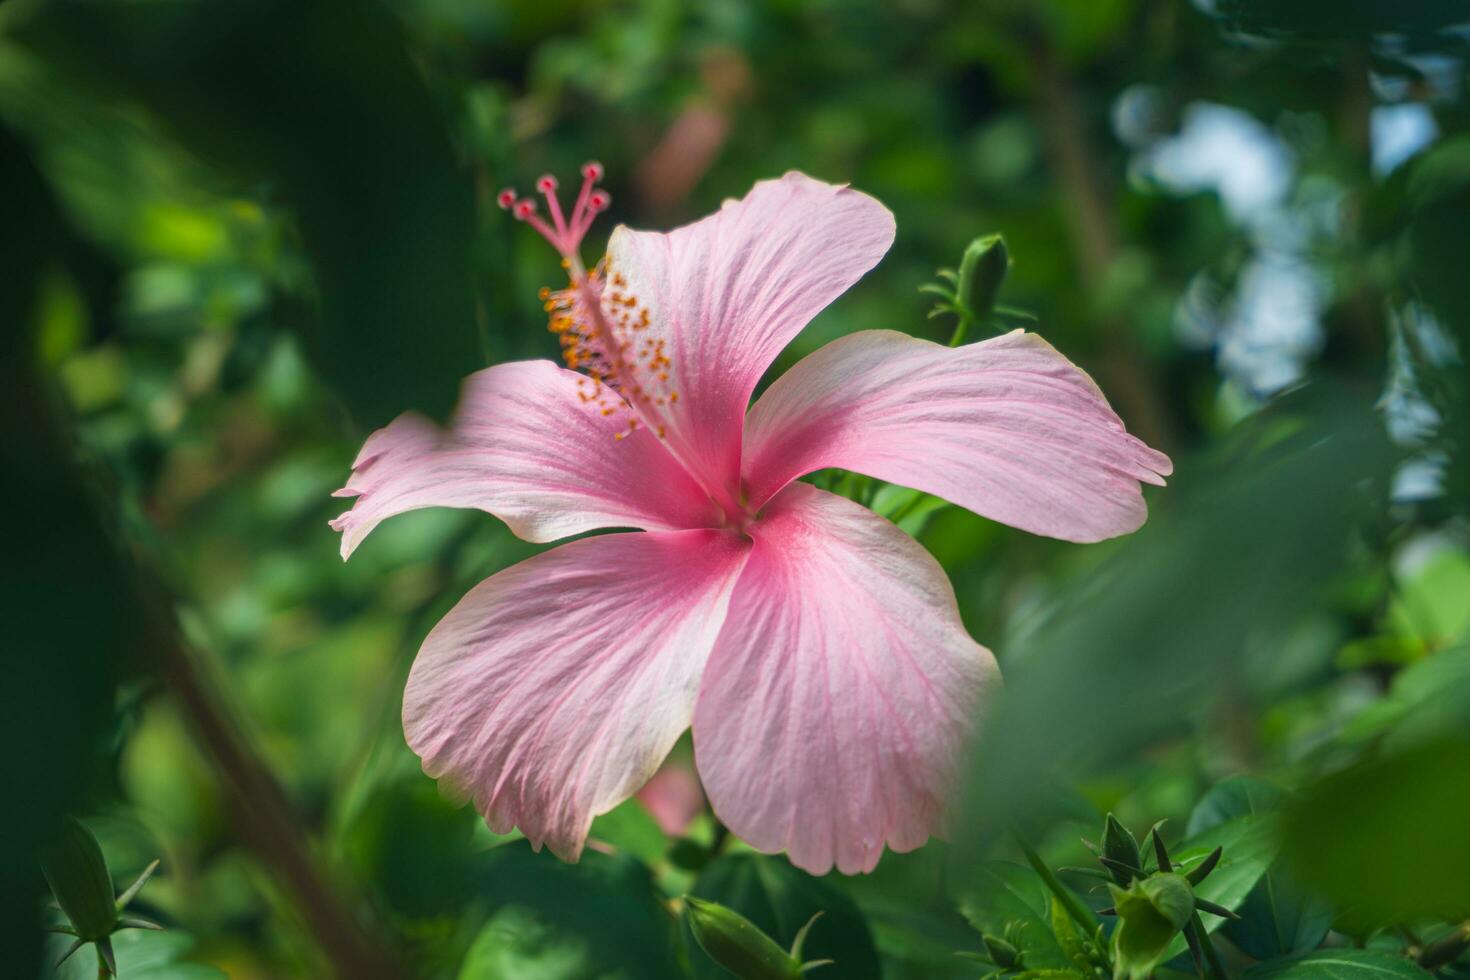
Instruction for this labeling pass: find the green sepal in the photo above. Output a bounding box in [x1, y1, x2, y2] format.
[118, 913, 166, 931]
[116, 858, 160, 910]
[54, 936, 86, 967]
[1107, 874, 1194, 980]
[1184, 846, 1222, 886]
[1192, 898, 1240, 920]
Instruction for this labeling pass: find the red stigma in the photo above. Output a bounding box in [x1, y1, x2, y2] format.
[499, 160, 611, 264]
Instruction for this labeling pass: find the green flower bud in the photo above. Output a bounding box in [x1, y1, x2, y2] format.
[957, 234, 1010, 323]
[1108, 873, 1194, 980]
[39, 817, 117, 942]
[1101, 813, 1143, 885]
[685, 896, 804, 980]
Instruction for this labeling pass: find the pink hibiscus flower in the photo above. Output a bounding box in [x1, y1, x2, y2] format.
[331, 167, 1171, 875]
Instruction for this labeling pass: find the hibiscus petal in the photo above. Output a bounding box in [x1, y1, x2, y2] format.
[742, 329, 1173, 543]
[693, 483, 997, 875]
[330, 359, 719, 557]
[605, 172, 895, 495]
[404, 528, 751, 860]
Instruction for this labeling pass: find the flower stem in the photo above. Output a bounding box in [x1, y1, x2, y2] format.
[1187, 911, 1229, 979]
[1015, 833, 1097, 938]
[948, 313, 974, 347]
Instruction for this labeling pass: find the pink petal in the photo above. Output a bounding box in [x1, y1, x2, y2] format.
[404, 528, 751, 860]
[635, 758, 706, 837]
[604, 172, 895, 496]
[742, 330, 1173, 544]
[330, 359, 720, 558]
[693, 483, 998, 875]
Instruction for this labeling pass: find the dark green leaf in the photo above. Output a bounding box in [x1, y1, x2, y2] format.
[1283, 739, 1470, 929]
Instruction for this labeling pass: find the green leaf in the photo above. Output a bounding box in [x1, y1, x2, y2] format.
[1186, 777, 1285, 835]
[50, 929, 225, 980]
[1146, 795, 1279, 965]
[18, 0, 482, 428]
[1241, 949, 1431, 978]
[1342, 647, 1470, 751]
[1283, 739, 1470, 930]
[1186, 777, 1331, 958]
[954, 862, 1073, 971]
[460, 843, 685, 979]
[689, 853, 879, 980]
[457, 906, 600, 980]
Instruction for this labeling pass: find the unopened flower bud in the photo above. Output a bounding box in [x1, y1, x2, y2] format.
[39, 817, 117, 942]
[1102, 813, 1143, 884]
[1108, 873, 1195, 980]
[685, 896, 804, 980]
[958, 233, 1009, 322]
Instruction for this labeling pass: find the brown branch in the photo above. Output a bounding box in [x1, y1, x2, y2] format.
[148, 625, 407, 980]
[1027, 27, 1177, 453]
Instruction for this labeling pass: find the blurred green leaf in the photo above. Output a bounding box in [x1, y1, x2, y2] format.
[51, 928, 225, 980]
[589, 799, 669, 867]
[0, 123, 121, 979]
[1343, 647, 1470, 751]
[963, 391, 1396, 839]
[341, 776, 480, 919]
[457, 906, 602, 980]
[469, 844, 684, 980]
[1283, 739, 1470, 929]
[17, 0, 481, 427]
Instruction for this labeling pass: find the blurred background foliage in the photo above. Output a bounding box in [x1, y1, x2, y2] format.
[3, 0, 1470, 977]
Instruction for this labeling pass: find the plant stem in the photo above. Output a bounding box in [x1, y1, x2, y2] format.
[1015, 834, 1098, 937]
[948, 312, 975, 347]
[1187, 912, 1229, 979]
[150, 623, 405, 979]
[1023, 18, 1175, 454]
